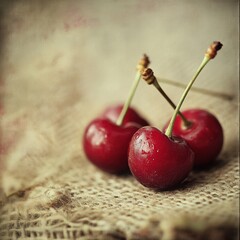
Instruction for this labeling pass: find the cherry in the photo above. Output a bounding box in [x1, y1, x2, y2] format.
[83, 55, 150, 174]
[83, 118, 139, 174]
[101, 104, 149, 126]
[163, 41, 223, 168]
[128, 126, 194, 189]
[163, 109, 223, 167]
[128, 41, 223, 189]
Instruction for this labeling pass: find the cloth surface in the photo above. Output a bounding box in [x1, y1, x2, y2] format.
[0, 0, 239, 239]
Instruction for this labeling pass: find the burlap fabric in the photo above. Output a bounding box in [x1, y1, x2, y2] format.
[0, 1, 239, 239]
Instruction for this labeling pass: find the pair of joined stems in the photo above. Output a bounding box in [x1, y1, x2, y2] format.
[116, 56, 210, 136]
[116, 41, 222, 138]
[115, 65, 192, 129]
[115, 66, 190, 127]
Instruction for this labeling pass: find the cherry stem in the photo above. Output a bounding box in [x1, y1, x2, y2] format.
[165, 41, 223, 137]
[165, 56, 210, 138]
[116, 54, 150, 126]
[152, 79, 191, 127]
[116, 71, 142, 126]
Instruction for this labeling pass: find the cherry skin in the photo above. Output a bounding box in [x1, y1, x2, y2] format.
[83, 118, 140, 174]
[128, 126, 194, 190]
[163, 109, 223, 168]
[101, 104, 149, 127]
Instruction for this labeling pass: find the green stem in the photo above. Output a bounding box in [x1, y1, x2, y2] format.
[152, 79, 191, 127]
[165, 56, 211, 138]
[116, 71, 141, 126]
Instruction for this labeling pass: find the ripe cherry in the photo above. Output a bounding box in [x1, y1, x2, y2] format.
[163, 41, 223, 168]
[83, 118, 139, 174]
[101, 104, 149, 127]
[128, 126, 194, 189]
[128, 41, 223, 189]
[83, 55, 150, 174]
[163, 109, 223, 167]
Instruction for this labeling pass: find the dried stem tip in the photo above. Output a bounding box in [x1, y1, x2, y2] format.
[142, 68, 156, 85]
[137, 54, 150, 72]
[205, 41, 223, 59]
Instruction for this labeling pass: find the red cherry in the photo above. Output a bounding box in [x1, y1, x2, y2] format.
[83, 54, 151, 174]
[163, 109, 223, 167]
[128, 126, 194, 190]
[83, 118, 140, 174]
[159, 42, 223, 168]
[101, 104, 149, 126]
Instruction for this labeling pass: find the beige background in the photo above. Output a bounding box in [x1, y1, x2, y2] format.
[1, 0, 238, 112]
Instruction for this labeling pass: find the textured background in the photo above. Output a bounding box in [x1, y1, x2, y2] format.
[0, 0, 239, 239]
